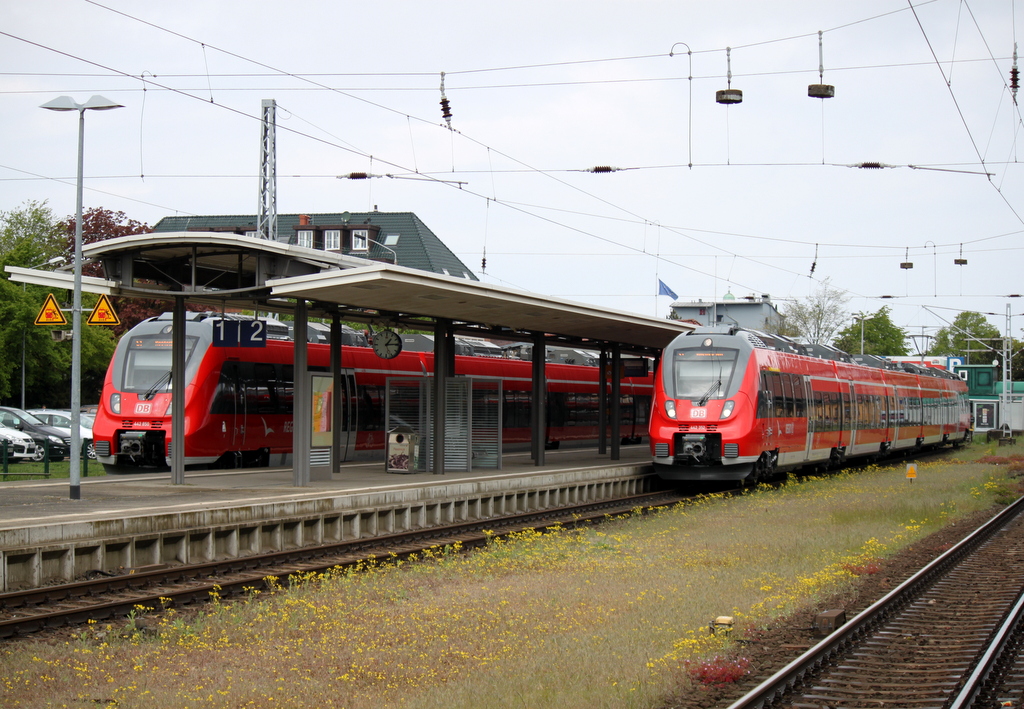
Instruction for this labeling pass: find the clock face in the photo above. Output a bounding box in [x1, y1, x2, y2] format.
[372, 329, 403, 359]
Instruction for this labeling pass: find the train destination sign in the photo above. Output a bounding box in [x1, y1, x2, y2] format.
[212, 319, 267, 348]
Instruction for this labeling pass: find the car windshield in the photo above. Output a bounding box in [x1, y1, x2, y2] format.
[81, 414, 95, 428]
[0, 409, 45, 426]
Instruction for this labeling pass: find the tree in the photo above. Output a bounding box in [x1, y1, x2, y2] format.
[780, 278, 850, 345]
[0, 203, 123, 407]
[0, 200, 65, 268]
[58, 207, 191, 336]
[928, 312, 1001, 364]
[832, 306, 909, 356]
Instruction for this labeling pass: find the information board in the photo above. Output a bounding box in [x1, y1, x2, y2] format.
[212, 319, 267, 347]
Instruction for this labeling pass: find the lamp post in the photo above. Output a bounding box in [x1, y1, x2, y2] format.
[853, 311, 869, 355]
[40, 95, 123, 500]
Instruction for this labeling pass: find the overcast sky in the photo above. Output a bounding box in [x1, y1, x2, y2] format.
[3, 0, 1022, 351]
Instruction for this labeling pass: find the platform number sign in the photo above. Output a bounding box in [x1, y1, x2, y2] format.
[212, 319, 267, 348]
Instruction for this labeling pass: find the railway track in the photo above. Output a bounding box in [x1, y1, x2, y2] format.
[0, 489, 687, 640]
[729, 494, 1024, 708]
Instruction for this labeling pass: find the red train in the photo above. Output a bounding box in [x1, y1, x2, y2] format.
[92, 313, 653, 473]
[649, 326, 970, 483]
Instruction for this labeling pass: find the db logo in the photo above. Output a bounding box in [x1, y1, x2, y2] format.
[690, 408, 707, 418]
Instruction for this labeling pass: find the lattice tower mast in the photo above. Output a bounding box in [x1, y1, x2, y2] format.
[258, 98, 277, 240]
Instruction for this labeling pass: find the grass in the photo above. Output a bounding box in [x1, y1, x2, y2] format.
[0, 456, 97, 481]
[1, 441, 1021, 708]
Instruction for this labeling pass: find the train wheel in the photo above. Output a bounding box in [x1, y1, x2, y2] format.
[746, 452, 776, 486]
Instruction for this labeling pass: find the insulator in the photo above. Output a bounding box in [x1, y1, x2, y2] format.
[481, 256, 487, 271]
[440, 97, 452, 120]
[348, 172, 369, 180]
[859, 162, 883, 169]
[591, 165, 614, 173]
[1012, 66, 1020, 90]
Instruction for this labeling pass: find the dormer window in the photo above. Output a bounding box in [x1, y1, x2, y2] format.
[324, 229, 341, 251]
[351, 229, 369, 251]
[297, 230, 314, 249]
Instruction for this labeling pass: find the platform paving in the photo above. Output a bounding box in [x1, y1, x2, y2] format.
[0, 445, 657, 590]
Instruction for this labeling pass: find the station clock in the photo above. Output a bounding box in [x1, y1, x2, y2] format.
[371, 329, 403, 359]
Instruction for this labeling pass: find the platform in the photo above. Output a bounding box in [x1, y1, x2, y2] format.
[0, 446, 658, 591]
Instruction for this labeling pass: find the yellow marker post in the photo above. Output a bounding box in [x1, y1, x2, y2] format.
[906, 463, 917, 483]
[34, 293, 68, 326]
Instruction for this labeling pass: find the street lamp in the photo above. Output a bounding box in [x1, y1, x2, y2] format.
[40, 95, 123, 500]
[853, 311, 869, 355]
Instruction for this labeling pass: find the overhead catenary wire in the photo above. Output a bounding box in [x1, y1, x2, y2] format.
[3, 0, 1018, 313]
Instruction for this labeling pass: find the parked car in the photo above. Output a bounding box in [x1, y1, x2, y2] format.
[0, 407, 71, 461]
[0, 424, 38, 463]
[27, 409, 94, 459]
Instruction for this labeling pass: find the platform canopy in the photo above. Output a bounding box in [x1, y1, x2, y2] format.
[7, 231, 692, 352]
[268, 261, 691, 351]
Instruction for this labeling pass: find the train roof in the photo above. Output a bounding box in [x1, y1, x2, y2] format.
[684, 326, 966, 381]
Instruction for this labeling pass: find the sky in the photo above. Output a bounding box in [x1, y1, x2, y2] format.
[2, 0, 1023, 354]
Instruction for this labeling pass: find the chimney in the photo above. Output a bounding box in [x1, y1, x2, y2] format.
[298, 214, 310, 226]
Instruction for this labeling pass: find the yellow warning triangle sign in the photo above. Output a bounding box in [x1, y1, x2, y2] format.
[87, 294, 120, 326]
[35, 293, 68, 326]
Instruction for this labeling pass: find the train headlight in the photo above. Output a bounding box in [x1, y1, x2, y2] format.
[664, 399, 677, 419]
[110, 393, 121, 415]
[720, 400, 735, 420]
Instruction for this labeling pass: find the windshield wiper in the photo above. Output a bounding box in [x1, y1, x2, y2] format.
[141, 371, 172, 401]
[697, 379, 721, 407]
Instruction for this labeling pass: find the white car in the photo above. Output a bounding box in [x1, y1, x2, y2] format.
[26, 410, 95, 460]
[0, 425, 37, 463]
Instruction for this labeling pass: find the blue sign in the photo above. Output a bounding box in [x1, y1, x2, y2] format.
[212, 319, 267, 348]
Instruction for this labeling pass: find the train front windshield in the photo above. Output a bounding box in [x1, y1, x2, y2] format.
[120, 334, 200, 393]
[665, 348, 739, 402]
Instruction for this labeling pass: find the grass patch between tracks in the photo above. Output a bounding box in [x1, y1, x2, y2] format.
[1, 441, 1021, 709]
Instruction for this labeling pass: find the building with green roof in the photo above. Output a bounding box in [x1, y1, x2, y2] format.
[152, 211, 477, 281]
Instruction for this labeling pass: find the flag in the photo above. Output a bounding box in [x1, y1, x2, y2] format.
[658, 279, 678, 300]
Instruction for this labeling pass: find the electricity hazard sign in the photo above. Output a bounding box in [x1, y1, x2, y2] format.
[35, 293, 68, 325]
[87, 294, 120, 326]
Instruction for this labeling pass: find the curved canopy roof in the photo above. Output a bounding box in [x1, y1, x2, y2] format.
[7, 231, 692, 352]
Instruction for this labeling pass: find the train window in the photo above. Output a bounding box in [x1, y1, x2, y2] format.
[121, 335, 199, 393]
[793, 376, 807, 417]
[503, 391, 532, 429]
[757, 371, 773, 419]
[668, 348, 739, 402]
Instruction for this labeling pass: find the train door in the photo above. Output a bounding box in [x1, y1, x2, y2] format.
[845, 382, 856, 450]
[336, 370, 357, 461]
[802, 376, 814, 461]
[759, 369, 779, 451]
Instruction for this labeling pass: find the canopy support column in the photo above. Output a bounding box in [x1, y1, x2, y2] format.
[292, 299, 310, 486]
[170, 296, 186, 485]
[531, 332, 546, 466]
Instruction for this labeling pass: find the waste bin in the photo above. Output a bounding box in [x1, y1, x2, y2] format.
[386, 426, 420, 474]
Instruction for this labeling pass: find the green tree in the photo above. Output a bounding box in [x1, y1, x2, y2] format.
[832, 307, 909, 356]
[928, 311, 1001, 364]
[0, 200, 65, 268]
[780, 278, 850, 345]
[0, 203, 119, 408]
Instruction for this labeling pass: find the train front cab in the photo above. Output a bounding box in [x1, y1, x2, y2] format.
[650, 332, 763, 482]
